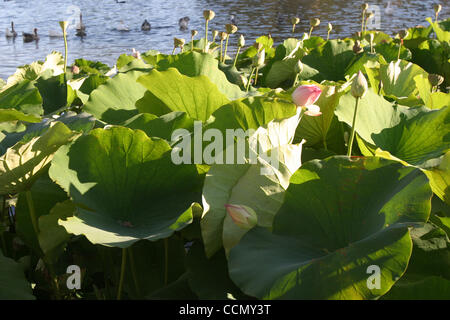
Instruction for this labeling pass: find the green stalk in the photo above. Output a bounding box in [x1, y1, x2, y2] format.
[327, 30, 330, 41]
[223, 35, 230, 63]
[164, 238, 169, 285]
[246, 67, 256, 92]
[220, 39, 224, 62]
[308, 27, 314, 38]
[361, 10, 366, 36]
[347, 97, 360, 157]
[128, 247, 141, 298]
[171, 47, 176, 55]
[254, 67, 259, 86]
[233, 46, 241, 68]
[62, 29, 68, 73]
[117, 248, 127, 300]
[292, 24, 296, 33]
[293, 73, 300, 87]
[25, 191, 39, 236]
[204, 21, 209, 52]
[397, 41, 402, 60]
[191, 36, 194, 52]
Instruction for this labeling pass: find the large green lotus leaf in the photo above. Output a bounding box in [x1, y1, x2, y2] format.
[0, 109, 41, 124]
[335, 89, 450, 166]
[295, 81, 350, 152]
[15, 173, 69, 255]
[344, 53, 386, 78]
[124, 112, 194, 143]
[208, 95, 297, 134]
[49, 127, 203, 248]
[414, 74, 450, 110]
[201, 111, 304, 257]
[0, 80, 43, 120]
[38, 200, 75, 264]
[382, 276, 450, 299]
[0, 251, 35, 299]
[83, 70, 147, 124]
[4, 52, 64, 88]
[0, 122, 79, 195]
[0, 111, 95, 156]
[374, 42, 412, 63]
[137, 68, 230, 122]
[424, 151, 450, 205]
[155, 52, 245, 100]
[427, 17, 450, 42]
[229, 156, 432, 300]
[35, 73, 68, 114]
[67, 74, 108, 105]
[408, 39, 450, 88]
[264, 58, 319, 89]
[378, 60, 427, 106]
[302, 39, 355, 81]
[73, 58, 111, 75]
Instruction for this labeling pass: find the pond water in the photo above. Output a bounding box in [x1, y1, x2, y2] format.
[0, 0, 448, 79]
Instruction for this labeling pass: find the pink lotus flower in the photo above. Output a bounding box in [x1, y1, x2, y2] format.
[225, 204, 257, 230]
[292, 85, 322, 116]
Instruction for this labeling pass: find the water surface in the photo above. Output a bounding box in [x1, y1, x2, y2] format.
[0, 0, 448, 79]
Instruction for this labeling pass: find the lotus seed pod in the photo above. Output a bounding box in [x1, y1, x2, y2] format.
[238, 34, 245, 47]
[203, 10, 215, 21]
[191, 29, 198, 37]
[212, 30, 219, 40]
[225, 24, 238, 34]
[434, 4, 442, 15]
[174, 37, 185, 48]
[353, 40, 363, 54]
[220, 31, 227, 41]
[291, 17, 300, 25]
[361, 3, 369, 11]
[428, 74, 444, 87]
[398, 29, 409, 39]
[225, 204, 257, 230]
[294, 60, 303, 74]
[253, 42, 263, 51]
[366, 12, 374, 20]
[351, 71, 368, 98]
[59, 21, 69, 33]
[327, 23, 333, 32]
[310, 18, 320, 27]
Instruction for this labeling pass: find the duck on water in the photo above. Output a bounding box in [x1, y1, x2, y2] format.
[23, 28, 39, 42]
[179, 17, 190, 30]
[141, 19, 151, 31]
[5, 21, 17, 38]
[76, 13, 86, 37]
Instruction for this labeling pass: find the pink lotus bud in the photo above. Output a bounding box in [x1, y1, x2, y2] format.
[292, 85, 322, 107]
[225, 204, 257, 230]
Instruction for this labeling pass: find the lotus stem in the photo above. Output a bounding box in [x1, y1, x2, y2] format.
[171, 47, 176, 55]
[62, 30, 68, 74]
[246, 67, 256, 92]
[128, 246, 140, 298]
[308, 27, 314, 38]
[191, 37, 194, 52]
[25, 191, 39, 237]
[397, 40, 402, 60]
[164, 238, 169, 285]
[117, 248, 127, 300]
[204, 21, 209, 52]
[292, 24, 296, 33]
[293, 73, 300, 87]
[361, 10, 366, 36]
[254, 67, 259, 86]
[327, 30, 331, 41]
[233, 47, 241, 68]
[220, 39, 224, 62]
[224, 35, 230, 63]
[347, 97, 360, 157]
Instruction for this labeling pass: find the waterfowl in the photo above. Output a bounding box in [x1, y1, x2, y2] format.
[116, 20, 130, 32]
[385, 1, 394, 15]
[5, 21, 17, 38]
[23, 28, 39, 42]
[116, 0, 126, 3]
[76, 13, 86, 36]
[179, 16, 190, 31]
[141, 19, 151, 31]
[230, 14, 236, 25]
